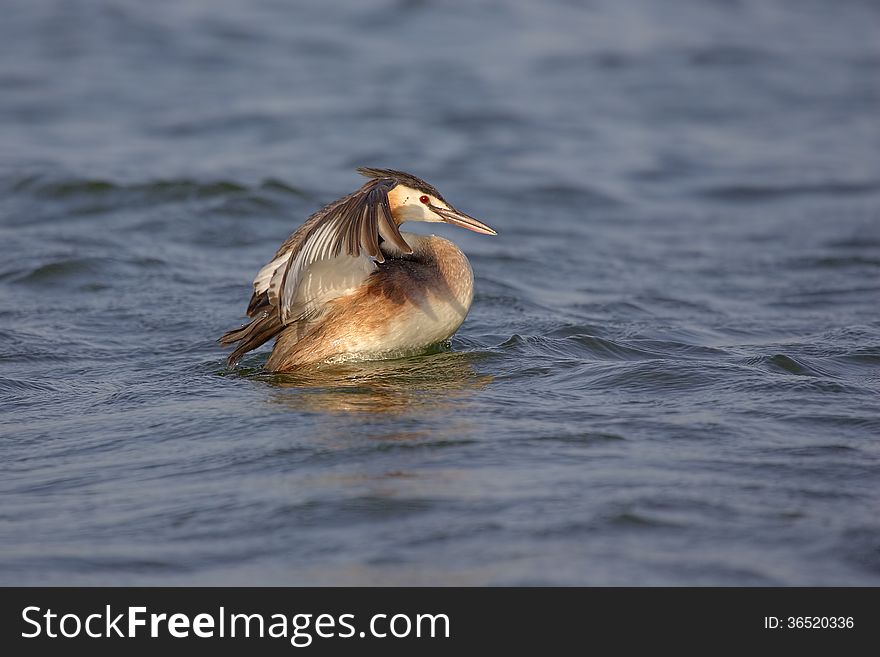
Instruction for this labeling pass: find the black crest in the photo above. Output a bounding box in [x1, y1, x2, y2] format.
[356, 167, 447, 203]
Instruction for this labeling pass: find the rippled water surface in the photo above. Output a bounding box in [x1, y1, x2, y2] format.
[2, 0, 880, 585]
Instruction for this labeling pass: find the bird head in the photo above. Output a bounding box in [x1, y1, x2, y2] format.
[357, 167, 497, 235]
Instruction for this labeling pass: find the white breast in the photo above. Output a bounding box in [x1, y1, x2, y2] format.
[331, 233, 475, 361]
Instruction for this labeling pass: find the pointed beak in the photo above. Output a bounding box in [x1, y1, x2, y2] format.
[429, 205, 497, 235]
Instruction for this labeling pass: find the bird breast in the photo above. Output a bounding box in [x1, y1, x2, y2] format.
[366, 232, 475, 352]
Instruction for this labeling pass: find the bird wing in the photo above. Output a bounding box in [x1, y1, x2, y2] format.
[271, 177, 412, 324]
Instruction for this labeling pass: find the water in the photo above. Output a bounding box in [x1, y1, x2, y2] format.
[2, 0, 879, 585]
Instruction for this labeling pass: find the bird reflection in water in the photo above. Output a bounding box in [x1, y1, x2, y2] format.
[255, 350, 492, 417]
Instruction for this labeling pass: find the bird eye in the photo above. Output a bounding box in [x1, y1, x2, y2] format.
[419, 195, 430, 204]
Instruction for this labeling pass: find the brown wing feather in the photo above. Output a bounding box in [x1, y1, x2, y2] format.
[218, 311, 284, 366]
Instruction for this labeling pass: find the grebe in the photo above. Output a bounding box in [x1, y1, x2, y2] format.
[219, 167, 496, 371]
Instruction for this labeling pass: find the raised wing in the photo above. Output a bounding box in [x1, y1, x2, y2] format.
[273, 177, 411, 324]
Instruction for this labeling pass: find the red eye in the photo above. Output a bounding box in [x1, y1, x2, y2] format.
[419, 195, 430, 204]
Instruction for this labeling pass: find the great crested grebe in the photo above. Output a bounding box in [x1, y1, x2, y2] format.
[219, 167, 496, 371]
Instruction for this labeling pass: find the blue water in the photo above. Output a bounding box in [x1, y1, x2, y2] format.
[2, 0, 880, 585]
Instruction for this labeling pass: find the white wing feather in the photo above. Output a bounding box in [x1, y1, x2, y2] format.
[270, 218, 379, 323]
[252, 252, 291, 298]
[289, 256, 376, 319]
